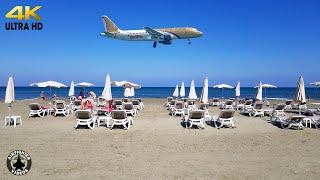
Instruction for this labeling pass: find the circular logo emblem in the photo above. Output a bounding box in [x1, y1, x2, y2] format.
[7, 150, 32, 176]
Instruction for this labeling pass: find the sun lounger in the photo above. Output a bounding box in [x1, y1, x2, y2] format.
[114, 100, 123, 109]
[223, 100, 234, 110]
[165, 97, 173, 107]
[303, 116, 320, 129]
[29, 103, 48, 117]
[53, 100, 70, 116]
[75, 110, 96, 129]
[210, 98, 220, 106]
[237, 99, 253, 110]
[187, 100, 196, 109]
[271, 103, 286, 116]
[171, 101, 184, 116]
[72, 100, 82, 111]
[69, 96, 77, 105]
[137, 98, 145, 109]
[123, 103, 137, 116]
[199, 103, 209, 110]
[241, 102, 264, 117]
[122, 98, 129, 103]
[272, 115, 305, 129]
[211, 110, 235, 128]
[185, 110, 205, 129]
[97, 96, 106, 107]
[284, 100, 293, 110]
[131, 99, 141, 111]
[110, 110, 132, 130]
[168, 100, 176, 111]
[291, 102, 307, 110]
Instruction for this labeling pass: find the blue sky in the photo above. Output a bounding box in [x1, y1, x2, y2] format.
[0, 0, 319, 87]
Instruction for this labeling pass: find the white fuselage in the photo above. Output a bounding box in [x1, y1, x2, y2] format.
[102, 30, 179, 41]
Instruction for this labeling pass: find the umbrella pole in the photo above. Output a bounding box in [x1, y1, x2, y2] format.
[50, 87, 52, 114]
[8, 103, 11, 117]
[222, 88, 224, 99]
[236, 97, 238, 110]
[8, 103, 12, 125]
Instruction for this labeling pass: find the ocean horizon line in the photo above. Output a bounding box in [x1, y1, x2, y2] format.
[0, 86, 319, 88]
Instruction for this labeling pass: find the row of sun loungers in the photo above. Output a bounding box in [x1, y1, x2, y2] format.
[28, 98, 145, 130]
[165, 97, 320, 130]
[166, 98, 236, 129]
[75, 110, 134, 130]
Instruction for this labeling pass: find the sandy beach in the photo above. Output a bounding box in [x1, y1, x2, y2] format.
[1, 98, 320, 179]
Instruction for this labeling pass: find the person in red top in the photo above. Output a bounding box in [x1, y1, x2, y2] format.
[81, 99, 93, 110]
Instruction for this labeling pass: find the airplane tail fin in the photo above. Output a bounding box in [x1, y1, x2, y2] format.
[101, 15, 120, 32]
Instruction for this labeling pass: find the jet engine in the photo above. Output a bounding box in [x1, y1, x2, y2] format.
[159, 34, 173, 45]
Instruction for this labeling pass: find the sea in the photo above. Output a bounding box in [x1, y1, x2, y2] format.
[0, 87, 319, 101]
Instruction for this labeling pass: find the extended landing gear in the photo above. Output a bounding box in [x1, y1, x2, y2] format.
[153, 41, 157, 48]
[188, 38, 191, 45]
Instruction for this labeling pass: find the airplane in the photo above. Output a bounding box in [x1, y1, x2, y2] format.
[100, 15, 203, 48]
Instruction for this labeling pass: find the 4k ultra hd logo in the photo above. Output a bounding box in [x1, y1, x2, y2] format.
[7, 150, 32, 176]
[5, 6, 42, 30]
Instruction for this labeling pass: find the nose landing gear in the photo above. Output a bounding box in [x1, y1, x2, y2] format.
[188, 38, 191, 45]
[153, 41, 157, 48]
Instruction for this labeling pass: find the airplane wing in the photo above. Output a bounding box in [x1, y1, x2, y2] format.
[144, 26, 163, 38]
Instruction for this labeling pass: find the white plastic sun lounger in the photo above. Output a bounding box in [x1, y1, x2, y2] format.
[211, 110, 235, 129]
[185, 110, 205, 129]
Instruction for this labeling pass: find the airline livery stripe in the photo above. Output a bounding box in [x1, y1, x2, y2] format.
[165, 31, 181, 39]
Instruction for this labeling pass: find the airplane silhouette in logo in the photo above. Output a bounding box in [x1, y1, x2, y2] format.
[13, 155, 25, 171]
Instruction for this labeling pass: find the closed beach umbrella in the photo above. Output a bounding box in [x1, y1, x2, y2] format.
[235, 81, 240, 110]
[188, 80, 197, 99]
[200, 77, 208, 103]
[75, 82, 94, 87]
[102, 74, 112, 101]
[180, 81, 185, 97]
[173, 84, 179, 98]
[5, 77, 15, 104]
[235, 81, 240, 97]
[294, 76, 306, 104]
[5, 77, 15, 117]
[255, 81, 263, 101]
[68, 81, 75, 97]
[213, 83, 234, 98]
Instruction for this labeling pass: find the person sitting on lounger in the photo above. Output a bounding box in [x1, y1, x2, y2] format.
[78, 88, 85, 100]
[81, 99, 93, 110]
[52, 93, 58, 100]
[40, 91, 47, 100]
[87, 91, 96, 98]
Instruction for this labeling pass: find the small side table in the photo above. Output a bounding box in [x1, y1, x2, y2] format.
[263, 109, 272, 116]
[5, 116, 22, 127]
[97, 116, 112, 127]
